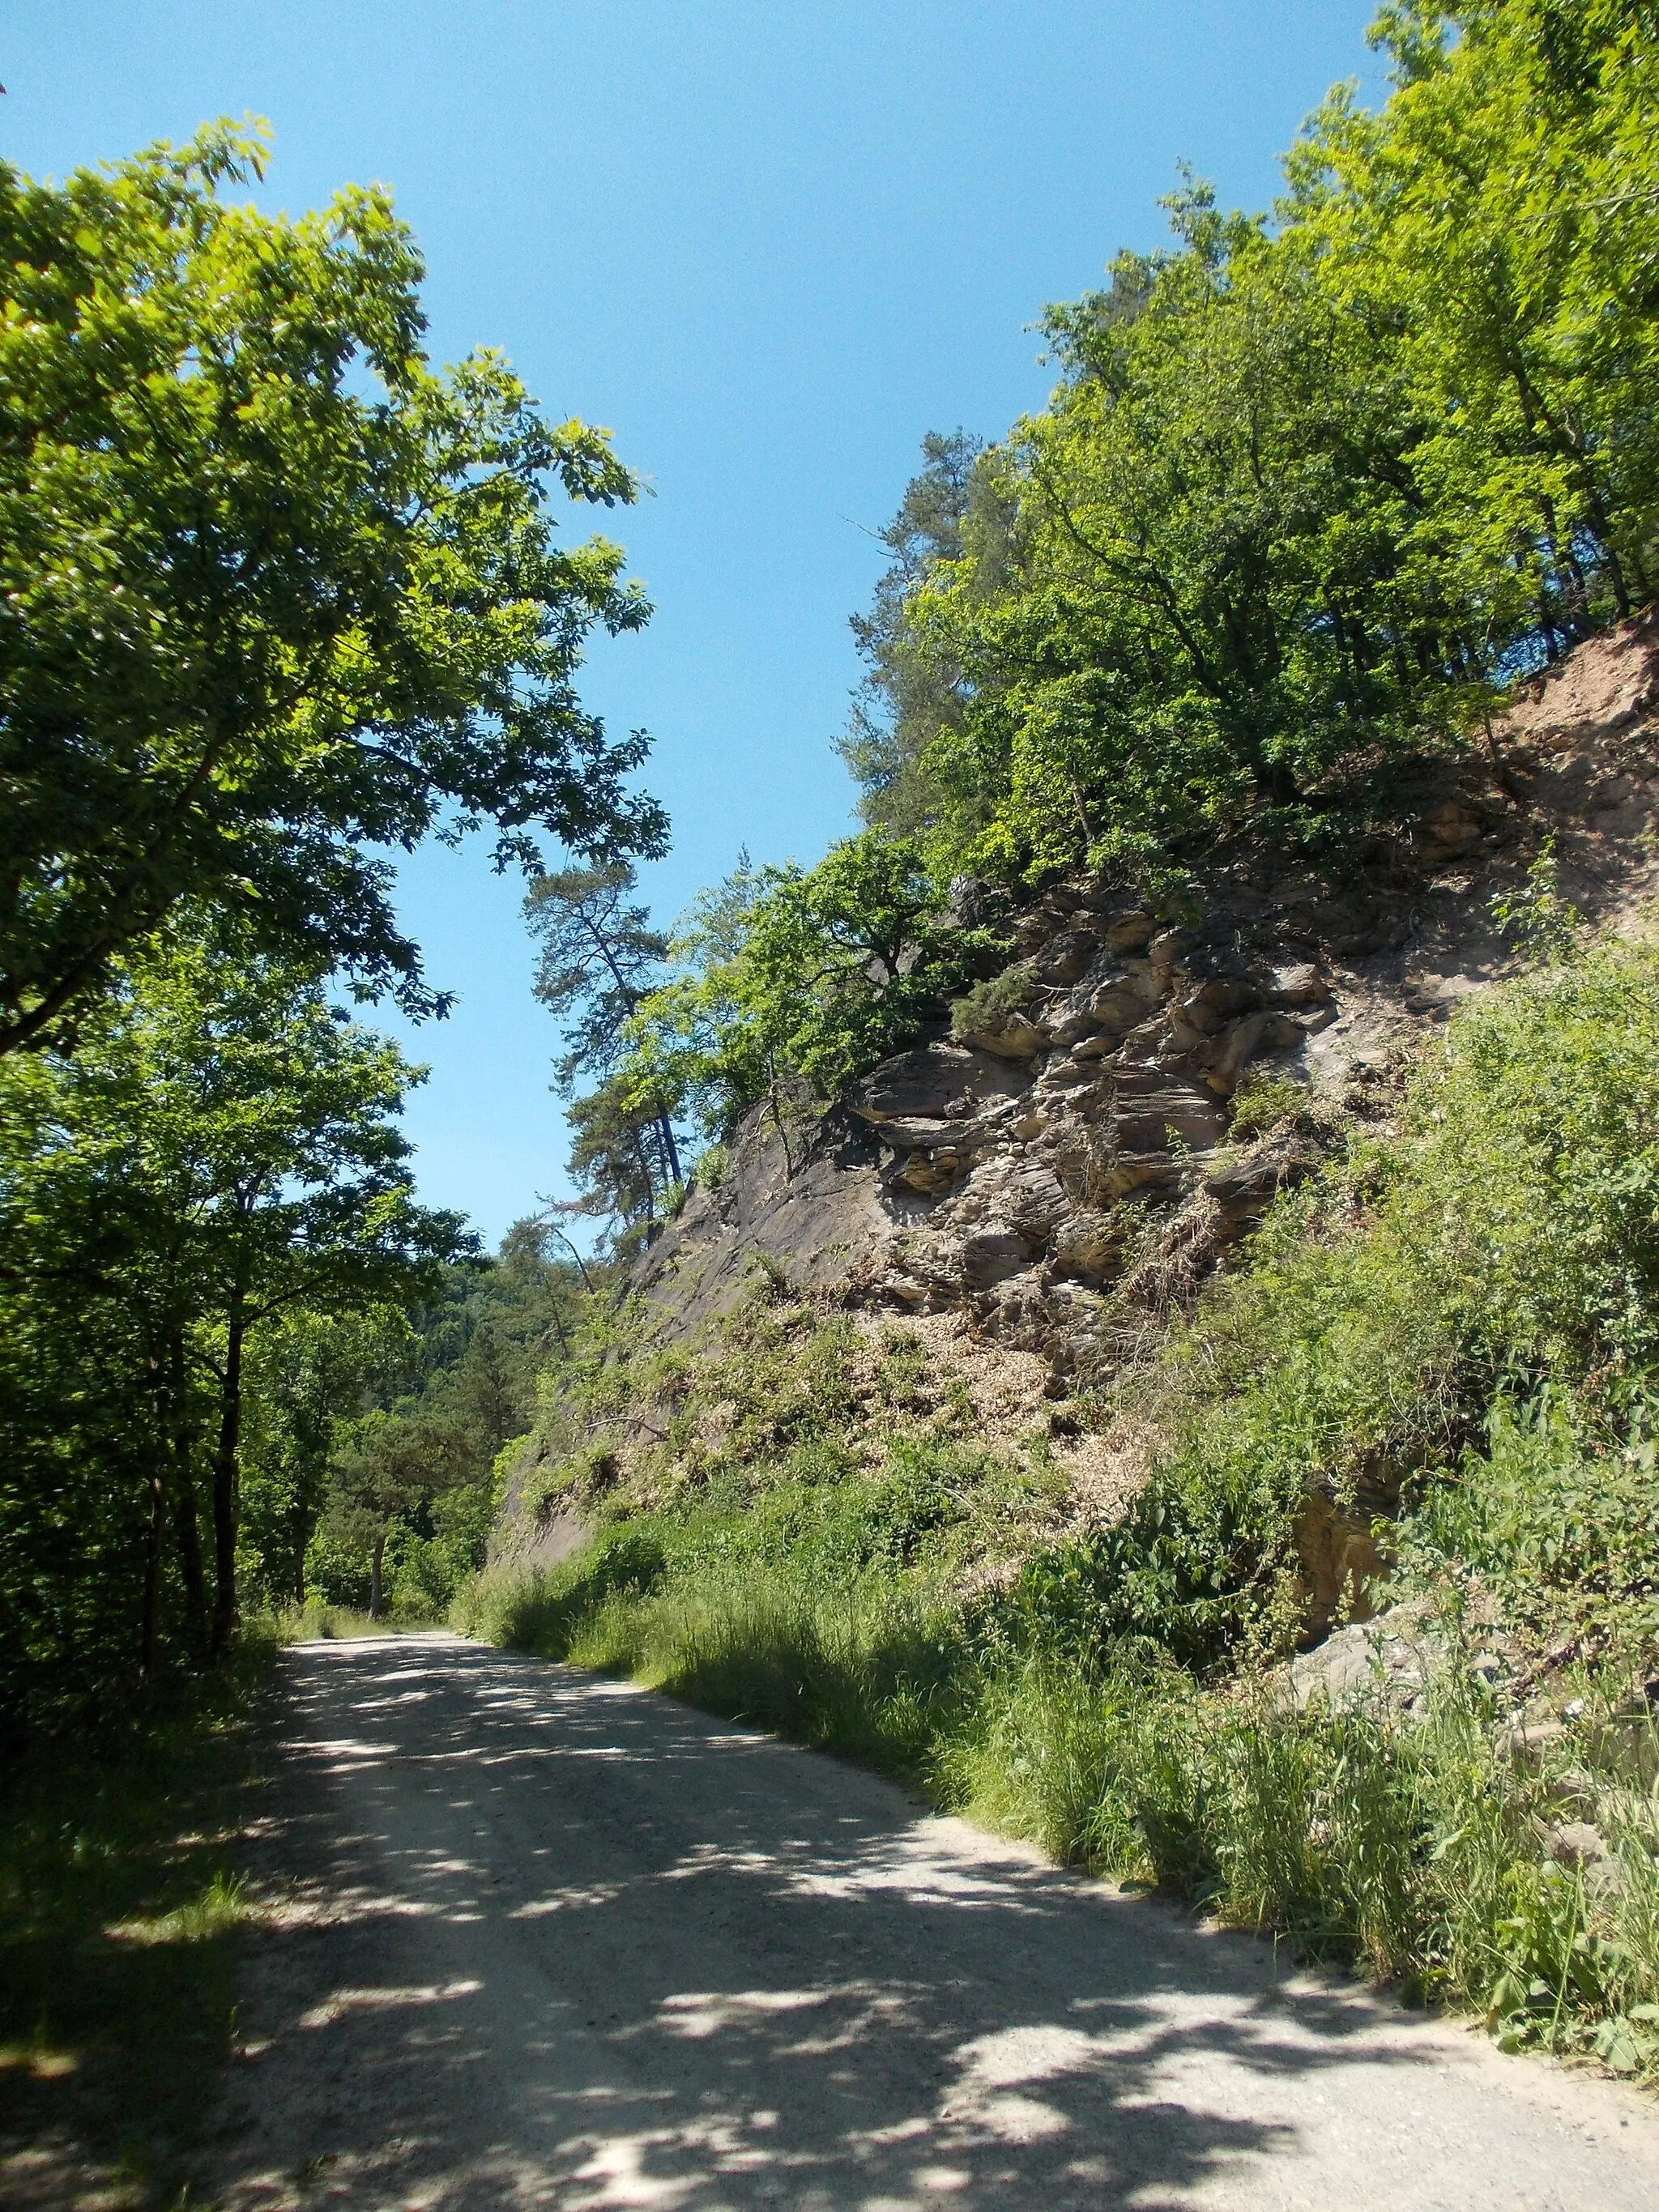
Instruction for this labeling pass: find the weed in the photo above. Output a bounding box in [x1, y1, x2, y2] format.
[1227, 1072, 1307, 1138]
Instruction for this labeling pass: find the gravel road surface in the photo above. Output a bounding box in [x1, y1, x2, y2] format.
[202, 1632, 1659, 2210]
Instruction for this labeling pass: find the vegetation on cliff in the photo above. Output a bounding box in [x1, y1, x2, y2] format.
[549, 0, 1659, 1244]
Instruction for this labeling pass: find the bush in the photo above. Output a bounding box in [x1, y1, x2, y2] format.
[949, 963, 1038, 1040]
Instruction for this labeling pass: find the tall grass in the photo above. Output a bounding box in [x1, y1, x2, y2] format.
[944, 1656, 1659, 2070]
[458, 1543, 968, 1775]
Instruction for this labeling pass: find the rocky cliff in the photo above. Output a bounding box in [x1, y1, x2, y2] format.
[505, 614, 1659, 1592]
[633, 612, 1659, 1379]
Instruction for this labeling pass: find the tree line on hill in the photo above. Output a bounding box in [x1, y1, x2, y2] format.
[543, 0, 1659, 1246]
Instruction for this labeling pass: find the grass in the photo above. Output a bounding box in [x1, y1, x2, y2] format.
[0, 1638, 275, 2209]
[943, 1653, 1659, 2070]
[272, 1600, 437, 1641]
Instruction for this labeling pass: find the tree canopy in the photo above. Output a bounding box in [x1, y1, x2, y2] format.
[834, 2, 1659, 887]
[0, 122, 664, 1059]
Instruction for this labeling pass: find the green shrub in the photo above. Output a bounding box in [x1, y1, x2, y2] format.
[453, 1524, 669, 1656]
[1404, 1392, 1659, 1661]
[950, 962, 1038, 1040]
[1025, 943, 1659, 1673]
[1226, 1072, 1307, 1138]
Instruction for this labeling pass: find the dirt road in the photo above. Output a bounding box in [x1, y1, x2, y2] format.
[203, 1633, 1659, 2210]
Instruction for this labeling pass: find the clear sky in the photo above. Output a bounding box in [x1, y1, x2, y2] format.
[6, 2, 1385, 1245]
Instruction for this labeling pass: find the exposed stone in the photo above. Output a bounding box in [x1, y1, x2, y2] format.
[969, 1013, 1051, 1059]
[851, 1043, 1033, 1124]
[1089, 976, 1159, 1029]
[1050, 1008, 1107, 1050]
[1104, 910, 1157, 951]
[887, 1151, 961, 1196]
[1148, 927, 1193, 976]
[1269, 961, 1333, 1008]
[1545, 1820, 1610, 1871]
[1286, 1609, 1445, 1711]
[1050, 1209, 1124, 1281]
[962, 1226, 1033, 1289]
[1038, 931, 1098, 986]
[1202, 1148, 1303, 1218]
[1195, 1010, 1304, 1097]
[1294, 1490, 1388, 1644]
[1111, 1069, 1228, 1153]
[1416, 799, 1486, 860]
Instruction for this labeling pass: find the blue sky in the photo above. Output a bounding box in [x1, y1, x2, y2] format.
[7, 2, 1384, 1244]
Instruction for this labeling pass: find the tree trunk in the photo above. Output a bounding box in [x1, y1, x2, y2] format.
[657, 1112, 683, 1187]
[292, 1499, 313, 1609]
[369, 1529, 386, 1620]
[168, 1333, 208, 1656]
[139, 1468, 166, 1680]
[209, 1304, 246, 1660]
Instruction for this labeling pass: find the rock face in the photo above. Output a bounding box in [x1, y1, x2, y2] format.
[615, 614, 1659, 1630]
[636, 610, 1659, 1381]
[635, 884, 1399, 1378]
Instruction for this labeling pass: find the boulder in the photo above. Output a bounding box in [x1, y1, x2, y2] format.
[1294, 1490, 1388, 1644]
[1104, 910, 1157, 951]
[962, 1226, 1033, 1289]
[1148, 927, 1193, 977]
[1269, 961, 1333, 1008]
[1201, 1149, 1299, 1218]
[970, 1013, 1052, 1059]
[1050, 1008, 1106, 1050]
[1111, 1069, 1229, 1153]
[1038, 931, 1098, 986]
[1287, 1611, 1444, 1711]
[851, 1044, 1032, 1124]
[1196, 1010, 1304, 1097]
[1089, 977, 1158, 1029]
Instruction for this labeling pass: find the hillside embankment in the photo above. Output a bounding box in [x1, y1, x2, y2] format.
[463, 612, 1659, 2081]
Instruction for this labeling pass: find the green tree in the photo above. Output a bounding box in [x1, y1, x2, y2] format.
[622, 835, 1004, 1131]
[0, 931, 465, 1723]
[240, 1305, 413, 1608]
[525, 862, 681, 1187]
[1288, 1, 1659, 655]
[0, 122, 664, 1059]
[837, 430, 989, 836]
[839, 5, 1659, 893]
[324, 1408, 479, 1617]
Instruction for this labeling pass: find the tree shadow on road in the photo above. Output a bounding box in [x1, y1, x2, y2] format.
[198, 1639, 1620, 2211]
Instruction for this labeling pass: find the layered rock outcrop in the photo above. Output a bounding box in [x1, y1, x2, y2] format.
[610, 615, 1659, 1635]
[637, 610, 1659, 1390]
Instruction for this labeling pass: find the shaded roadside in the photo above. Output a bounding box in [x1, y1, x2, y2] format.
[0, 1646, 276, 2211]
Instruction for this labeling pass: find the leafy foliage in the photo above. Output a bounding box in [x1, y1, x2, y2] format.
[0, 935, 464, 1731]
[0, 122, 663, 1057]
[622, 834, 1004, 1133]
[834, 3, 1659, 889]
